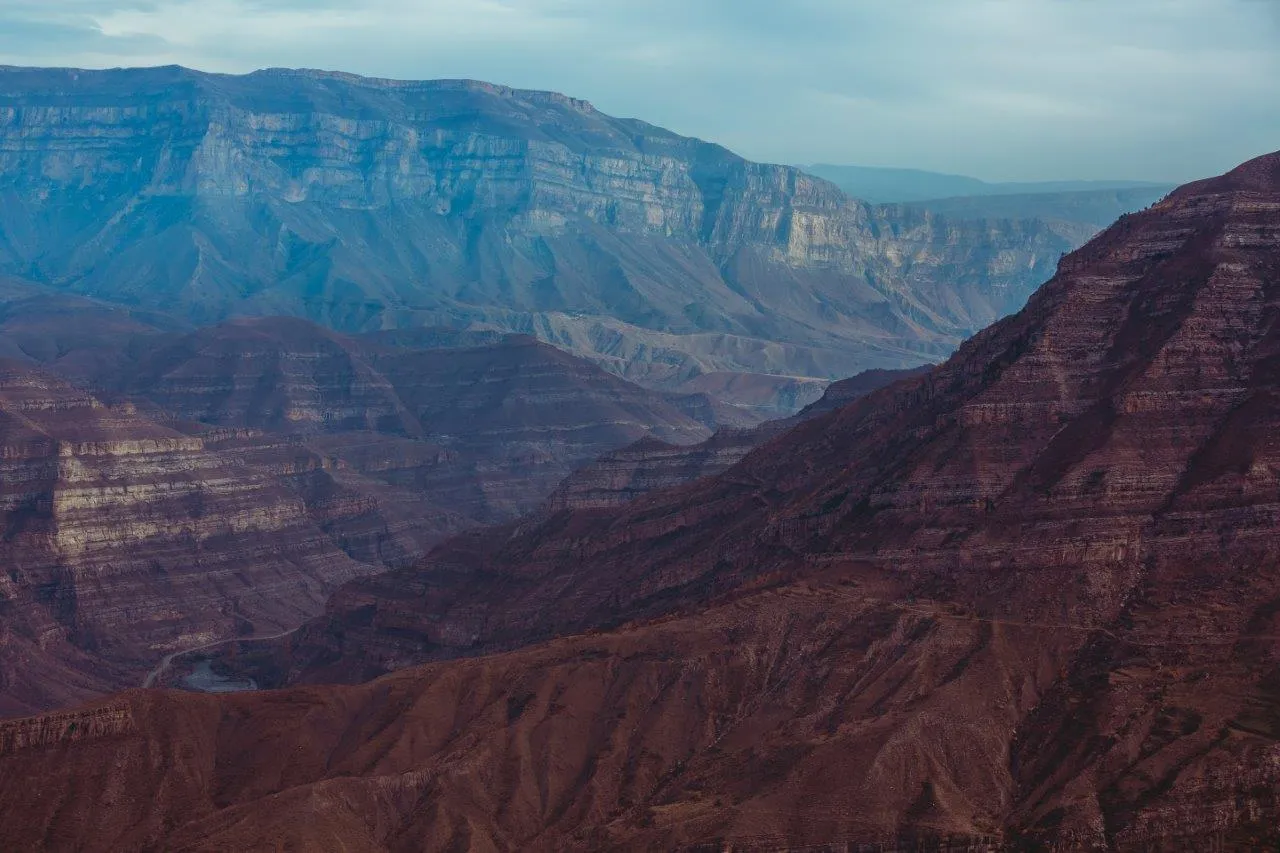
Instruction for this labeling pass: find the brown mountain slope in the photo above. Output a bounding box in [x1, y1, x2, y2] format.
[7, 153, 1280, 848]
[116, 319, 715, 523]
[122, 316, 422, 435]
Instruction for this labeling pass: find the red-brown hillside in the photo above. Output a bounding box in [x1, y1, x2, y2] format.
[5, 153, 1280, 849]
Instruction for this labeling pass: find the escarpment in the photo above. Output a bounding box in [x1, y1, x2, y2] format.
[0, 65, 1080, 412]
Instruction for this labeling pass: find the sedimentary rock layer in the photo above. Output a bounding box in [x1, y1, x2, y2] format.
[0, 361, 380, 716]
[0, 313, 719, 715]
[0, 65, 1074, 409]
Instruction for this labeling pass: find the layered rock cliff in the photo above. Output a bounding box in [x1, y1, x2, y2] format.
[59, 150, 1275, 849]
[0, 310, 722, 715]
[0, 361, 383, 716]
[113, 317, 716, 522]
[0, 65, 1075, 411]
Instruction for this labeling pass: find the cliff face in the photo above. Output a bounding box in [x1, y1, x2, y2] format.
[112, 318, 714, 522]
[0, 65, 1073, 410]
[71, 151, 1278, 848]
[0, 310, 718, 715]
[0, 361, 382, 716]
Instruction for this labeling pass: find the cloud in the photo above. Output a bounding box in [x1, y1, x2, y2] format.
[0, 2, 167, 57]
[0, 0, 1277, 182]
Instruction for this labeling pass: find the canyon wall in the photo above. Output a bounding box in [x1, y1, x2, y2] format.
[0, 309, 716, 715]
[0, 66, 1074, 410]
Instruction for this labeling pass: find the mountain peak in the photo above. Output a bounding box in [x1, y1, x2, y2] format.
[1208, 149, 1280, 192]
[1160, 149, 1280, 202]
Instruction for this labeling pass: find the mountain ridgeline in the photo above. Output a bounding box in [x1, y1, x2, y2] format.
[802, 164, 1174, 249]
[802, 162, 1170, 204]
[0, 65, 1081, 411]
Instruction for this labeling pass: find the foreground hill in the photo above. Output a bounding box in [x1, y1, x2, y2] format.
[0, 65, 1078, 410]
[19, 149, 1278, 849]
[5, 149, 1280, 847]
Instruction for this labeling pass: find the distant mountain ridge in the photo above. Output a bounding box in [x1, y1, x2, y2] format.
[804, 164, 1174, 263]
[901, 185, 1172, 243]
[801, 162, 1170, 204]
[0, 65, 1082, 412]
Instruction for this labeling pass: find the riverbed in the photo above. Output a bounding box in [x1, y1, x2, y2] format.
[181, 660, 258, 693]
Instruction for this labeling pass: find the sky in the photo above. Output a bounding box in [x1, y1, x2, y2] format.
[0, 0, 1277, 182]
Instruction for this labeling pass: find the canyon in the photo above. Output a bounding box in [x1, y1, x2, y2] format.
[2, 148, 1279, 850]
[0, 64, 1092, 413]
[0, 308, 716, 717]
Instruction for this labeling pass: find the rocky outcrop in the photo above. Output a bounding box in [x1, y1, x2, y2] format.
[0, 65, 1076, 412]
[57, 150, 1272, 848]
[0, 702, 135, 756]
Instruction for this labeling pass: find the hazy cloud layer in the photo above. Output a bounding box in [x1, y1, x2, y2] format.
[1, 0, 1277, 181]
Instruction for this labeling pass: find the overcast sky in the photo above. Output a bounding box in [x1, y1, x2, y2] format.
[0, 0, 1277, 182]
